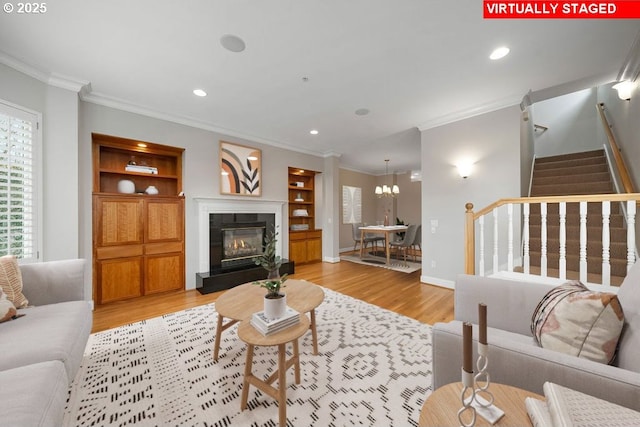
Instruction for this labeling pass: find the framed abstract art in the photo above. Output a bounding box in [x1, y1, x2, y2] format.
[219, 141, 262, 196]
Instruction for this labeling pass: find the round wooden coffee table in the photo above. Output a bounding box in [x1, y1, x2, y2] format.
[238, 315, 310, 427]
[213, 279, 324, 360]
[419, 382, 543, 426]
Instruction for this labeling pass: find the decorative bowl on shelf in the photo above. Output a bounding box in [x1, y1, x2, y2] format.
[292, 209, 308, 217]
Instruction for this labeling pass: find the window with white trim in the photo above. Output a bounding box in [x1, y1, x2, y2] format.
[0, 101, 40, 261]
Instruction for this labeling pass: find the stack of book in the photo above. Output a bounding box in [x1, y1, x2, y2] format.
[251, 307, 300, 336]
[125, 164, 158, 174]
[526, 382, 640, 426]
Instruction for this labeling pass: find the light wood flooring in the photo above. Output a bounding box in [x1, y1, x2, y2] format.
[92, 257, 455, 333]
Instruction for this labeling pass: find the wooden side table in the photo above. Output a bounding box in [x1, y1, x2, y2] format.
[419, 382, 544, 427]
[213, 279, 324, 360]
[238, 315, 310, 427]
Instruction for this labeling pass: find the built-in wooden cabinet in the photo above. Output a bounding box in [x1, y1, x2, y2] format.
[92, 133, 185, 304]
[288, 167, 322, 264]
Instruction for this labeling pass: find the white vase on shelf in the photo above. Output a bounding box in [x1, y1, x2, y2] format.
[117, 180, 135, 194]
[145, 185, 159, 195]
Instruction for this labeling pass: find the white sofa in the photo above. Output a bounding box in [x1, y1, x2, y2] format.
[432, 262, 640, 411]
[0, 259, 93, 427]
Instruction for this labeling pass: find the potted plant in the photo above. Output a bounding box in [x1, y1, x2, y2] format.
[253, 226, 288, 319]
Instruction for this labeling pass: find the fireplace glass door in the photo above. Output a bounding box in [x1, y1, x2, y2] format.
[221, 226, 265, 268]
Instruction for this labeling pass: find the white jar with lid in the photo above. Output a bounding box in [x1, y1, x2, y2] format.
[145, 185, 159, 195]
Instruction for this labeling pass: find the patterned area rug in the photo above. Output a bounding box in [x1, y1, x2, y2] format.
[340, 253, 422, 273]
[64, 288, 432, 426]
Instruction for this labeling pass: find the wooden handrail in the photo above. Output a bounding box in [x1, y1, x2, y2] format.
[473, 193, 640, 219]
[597, 103, 636, 193]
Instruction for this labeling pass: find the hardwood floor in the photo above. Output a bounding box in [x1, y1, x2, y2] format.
[92, 258, 454, 333]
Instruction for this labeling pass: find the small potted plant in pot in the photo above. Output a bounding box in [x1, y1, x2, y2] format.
[253, 226, 288, 319]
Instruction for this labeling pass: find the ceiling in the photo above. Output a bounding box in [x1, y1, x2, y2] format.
[1, 1, 638, 175]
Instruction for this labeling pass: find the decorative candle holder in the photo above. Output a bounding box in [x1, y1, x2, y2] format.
[457, 368, 476, 427]
[474, 342, 494, 407]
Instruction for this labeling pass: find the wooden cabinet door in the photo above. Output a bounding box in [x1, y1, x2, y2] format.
[146, 199, 184, 243]
[144, 253, 184, 294]
[289, 238, 308, 264]
[306, 237, 322, 263]
[95, 196, 144, 247]
[97, 257, 143, 303]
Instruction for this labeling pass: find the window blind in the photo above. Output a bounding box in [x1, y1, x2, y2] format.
[0, 103, 38, 260]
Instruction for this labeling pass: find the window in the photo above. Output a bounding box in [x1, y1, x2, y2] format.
[0, 101, 41, 261]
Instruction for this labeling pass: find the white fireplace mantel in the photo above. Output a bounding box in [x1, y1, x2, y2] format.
[195, 197, 286, 273]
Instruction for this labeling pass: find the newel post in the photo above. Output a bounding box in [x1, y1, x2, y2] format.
[465, 202, 475, 275]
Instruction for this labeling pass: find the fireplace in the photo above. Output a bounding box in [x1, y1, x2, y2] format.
[221, 225, 265, 268]
[195, 198, 294, 294]
[209, 213, 275, 273]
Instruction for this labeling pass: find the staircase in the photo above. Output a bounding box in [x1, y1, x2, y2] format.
[527, 149, 627, 284]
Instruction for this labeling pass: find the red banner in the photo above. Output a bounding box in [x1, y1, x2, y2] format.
[484, 1, 640, 18]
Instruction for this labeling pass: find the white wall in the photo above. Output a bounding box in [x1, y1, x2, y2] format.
[596, 81, 640, 191]
[420, 106, 521, 287]
[532, 88, 600, 158]
[79, 102, 327, 292]
[0, 64, 80, 261]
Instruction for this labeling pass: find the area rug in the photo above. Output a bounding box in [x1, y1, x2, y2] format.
[64, 288, 432, 426]
[341, 253, 422, 273]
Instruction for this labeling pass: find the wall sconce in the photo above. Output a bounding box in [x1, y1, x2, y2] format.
[456, 162, 473, 179]
[613, 81, 635, 101]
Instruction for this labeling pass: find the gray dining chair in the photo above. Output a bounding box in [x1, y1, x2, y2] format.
[411, 224, 421, 262]
[352, 222, 384, 254]
[389, 224, 418, 266]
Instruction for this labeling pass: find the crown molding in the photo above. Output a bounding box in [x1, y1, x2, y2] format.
[417, 94, 521, 131]
[80, 90, 329, 159]
[0, 51, 88, 92]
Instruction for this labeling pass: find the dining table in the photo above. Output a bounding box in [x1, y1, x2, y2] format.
[359, 225, 408, 265]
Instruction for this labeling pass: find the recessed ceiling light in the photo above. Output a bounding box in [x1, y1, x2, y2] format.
[309, 129, 319, 135]
[490, 46, 510, 60]
[220, 34, 246, 53]
[193, 89, 207, 97]
[137, 143, 147, 148]
[355, 108, 370, 116]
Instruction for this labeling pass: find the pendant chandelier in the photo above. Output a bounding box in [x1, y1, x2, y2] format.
[375, 159, 400, 197]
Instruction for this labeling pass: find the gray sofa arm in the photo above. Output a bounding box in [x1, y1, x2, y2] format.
[20, 259, 88, 306]
[433, 320, 640, 412]
[454, 274, 556, 336]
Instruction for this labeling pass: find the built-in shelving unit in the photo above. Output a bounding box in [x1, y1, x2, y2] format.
[288, 167, 322, 264]
[92, 133, 185, 304]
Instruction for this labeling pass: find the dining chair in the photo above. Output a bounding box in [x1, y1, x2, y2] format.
[352, 223, 384, 254]
[389, 224, 418, 266]
[411, 224, 421, 262]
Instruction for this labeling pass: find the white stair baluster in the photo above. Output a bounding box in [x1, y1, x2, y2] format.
[493, 208, 499, 275]
[541, 202, 547, 277]
[627, 200, 637, 271]
[602, 201, 611, 286]
[523, 203, 530, 275]
[479, 216, 485, 276]
[508, 203, 514, 272]
[559, 202, 566, 280]
[580, 201, 588, 283]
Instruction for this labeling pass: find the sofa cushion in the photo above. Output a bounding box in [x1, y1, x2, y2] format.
[531, 281, 624, 364]
[0, 300, 92, 381]
[0, 255, 28, 308]
[0, 361, 68, 427]
[615, 261, 640, 372]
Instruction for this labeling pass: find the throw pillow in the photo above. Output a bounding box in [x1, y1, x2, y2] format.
[0, 255, 28, 308]
[0, 287, 16, 322]
[531, 280, 624, 364]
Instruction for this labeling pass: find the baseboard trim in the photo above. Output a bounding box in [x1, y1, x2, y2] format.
[324, 256, 341, 263]
[420, 275, 455, 289]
